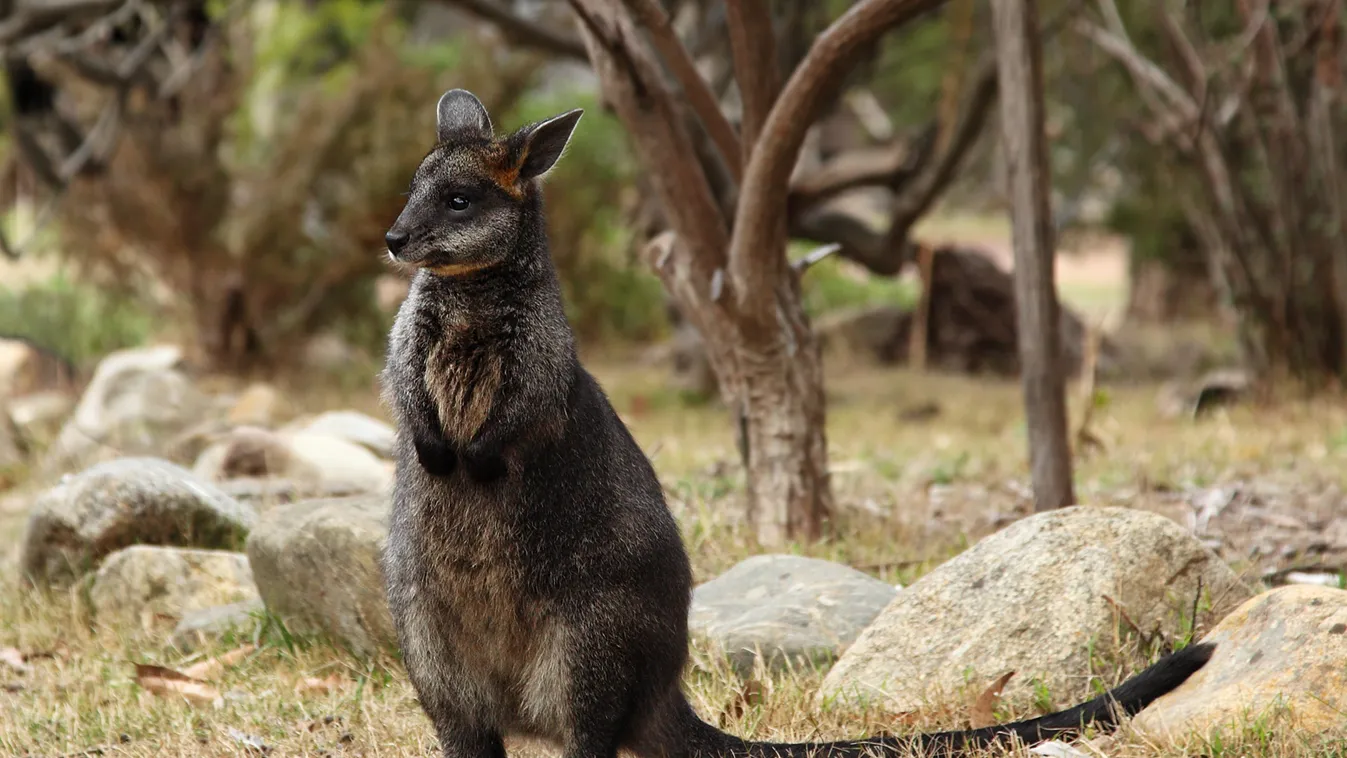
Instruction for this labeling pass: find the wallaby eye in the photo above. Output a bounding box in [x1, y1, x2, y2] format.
[449, 195, 471, 212]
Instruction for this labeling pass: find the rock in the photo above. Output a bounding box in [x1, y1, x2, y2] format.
[815, 306, 905, 361]
[0, 336, 78, 399]
[216, 477, 368, 510]
[194, 428, 392, 494]
[88, 545, 258, 626]
[818, 506, 1254, 712]
[245, 495, 393, 656]
[8, 390, 74, 444]
[302, 333, 365, 373]
[42, 345, 207, 474]
[690, 554, 899, 675]
[287, 410, 395, 459]
[0, 402, 24, 467]
[1157, 368, 1253, 420]
[227, 383, 283, 428]
[1133, 585, 1347, 738]
[20, 457, 257, 588]
[171, 598, 266, 652]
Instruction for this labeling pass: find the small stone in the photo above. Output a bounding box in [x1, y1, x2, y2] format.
[227, 383, 283, 428]
[287, 411, 395, 459]
[40, 345, 207, 475]
[171, 597, 266, 652]
[194, 429, 391, 495]
[690, 554, 898, 675]
[89, 546, 257, 626]
[1133, 585, 1347, 738]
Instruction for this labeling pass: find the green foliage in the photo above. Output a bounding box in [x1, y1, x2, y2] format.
[796, 243, 919, 317]
[0, 273, 154, 369]
[512, 87, 669, 343]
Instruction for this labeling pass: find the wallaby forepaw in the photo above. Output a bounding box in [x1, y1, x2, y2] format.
[414, 436, 459, 477]
[463, 442, 508, 483]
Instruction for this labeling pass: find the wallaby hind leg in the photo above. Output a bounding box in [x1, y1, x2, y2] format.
[428, 713, 505, 758]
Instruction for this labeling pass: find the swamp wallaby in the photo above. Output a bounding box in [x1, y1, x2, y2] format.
[379, 88, 1213, 758]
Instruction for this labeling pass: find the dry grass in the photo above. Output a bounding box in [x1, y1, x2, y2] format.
[3, 360, 1347, 757]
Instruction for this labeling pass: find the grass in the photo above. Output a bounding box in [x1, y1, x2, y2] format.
[3, 360, 1347, 756]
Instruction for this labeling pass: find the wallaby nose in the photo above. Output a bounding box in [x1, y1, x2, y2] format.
[385, 230, 410, 255]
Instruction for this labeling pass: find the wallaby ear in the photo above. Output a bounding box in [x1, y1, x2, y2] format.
[437, 89, 492, 143]
[516, 108, 584, 180]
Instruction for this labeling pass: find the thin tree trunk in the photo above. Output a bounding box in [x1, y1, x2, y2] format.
[991, 0, 1075, 511]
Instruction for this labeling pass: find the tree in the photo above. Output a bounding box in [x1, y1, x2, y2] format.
[436, 0, 1003, 545]
[1080, 0, 1347, 385]
[991, 0, 1075, 511]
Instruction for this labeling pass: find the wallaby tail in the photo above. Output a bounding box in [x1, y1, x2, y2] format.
[682, 642, 1214, 758]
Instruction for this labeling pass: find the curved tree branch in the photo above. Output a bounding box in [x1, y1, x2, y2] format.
[726, 0, 946, 323]
[724, 0, 779, 156]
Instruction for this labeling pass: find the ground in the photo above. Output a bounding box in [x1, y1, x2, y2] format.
[2, 219, 1343, 756]
[3, 360, 1346, 757]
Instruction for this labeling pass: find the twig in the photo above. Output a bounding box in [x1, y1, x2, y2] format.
[1102, 594, 1153, 648]
[789, 242, 841, 274]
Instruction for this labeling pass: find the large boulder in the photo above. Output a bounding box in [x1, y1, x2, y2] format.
[1133, 585, 1347, 738]
[245, 495, 393, 656]
[20, 457, 256, 588]
[193, 428, 392, 495]
[819, 506, 1254, 711]
[41, 345, 208, 474]
[88, 545, 258, 627]
[690, 554, 899, 675]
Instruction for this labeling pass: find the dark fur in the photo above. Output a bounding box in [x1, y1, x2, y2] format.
[380, 89, 1214, 758]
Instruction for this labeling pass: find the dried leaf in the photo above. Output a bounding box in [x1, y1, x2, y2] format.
[134, 664, 222, 706]
[969, 670, 1015, 728]
[295, 673, 346, 694]
[0, 647, 30, 674]
[181, 644, 256, 680]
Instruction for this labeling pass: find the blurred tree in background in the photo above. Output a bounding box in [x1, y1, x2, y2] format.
[0, 0, 662, 369]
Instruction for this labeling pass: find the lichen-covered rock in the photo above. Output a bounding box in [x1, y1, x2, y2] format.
[819, 506, 1254, 711]
[690, 554, 898, 675]
[171, 598, 266, 652]
[20, 457, 256, 588]
[245, 495, 393, 656]
[1133, 585, 1347, 738]
[88, 545, 257, 626]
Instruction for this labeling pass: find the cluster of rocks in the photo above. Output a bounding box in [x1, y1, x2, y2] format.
[5, 344, 400, 650]
[6, 344, 1345, 745]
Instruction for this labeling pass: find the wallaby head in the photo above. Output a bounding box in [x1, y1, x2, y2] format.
[385, 88, 583, 276]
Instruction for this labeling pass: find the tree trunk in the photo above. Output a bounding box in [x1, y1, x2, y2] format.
[572, 1, 833, 544]
[991, 0, 1075, 511]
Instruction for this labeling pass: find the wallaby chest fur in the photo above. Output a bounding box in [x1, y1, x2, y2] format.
[379, 89, 1214, 758]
